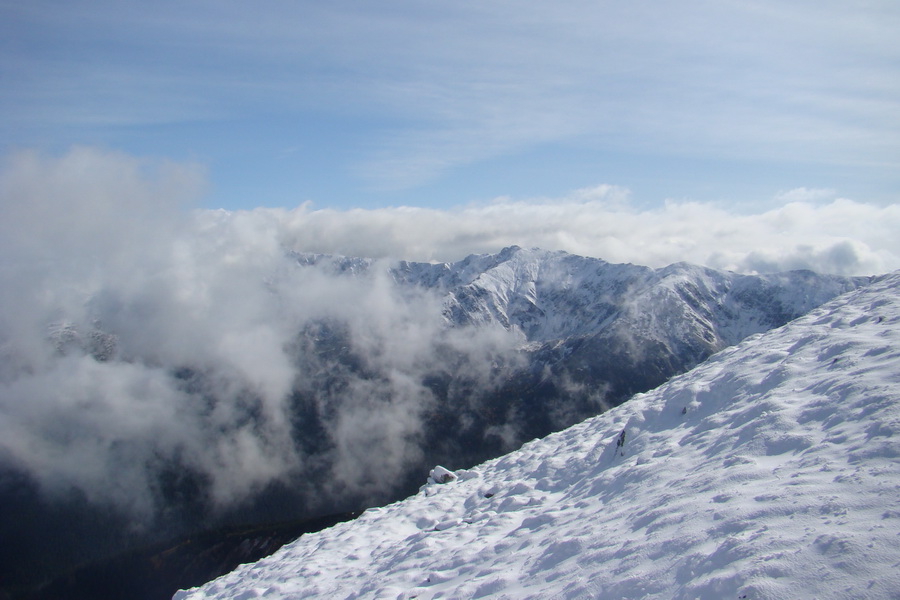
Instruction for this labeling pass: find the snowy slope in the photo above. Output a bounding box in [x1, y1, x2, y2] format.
[175, 273, 900, 599]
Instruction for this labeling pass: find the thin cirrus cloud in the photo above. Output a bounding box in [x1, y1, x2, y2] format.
[1, 1, 898, 205]
[350, 1, 900, 190]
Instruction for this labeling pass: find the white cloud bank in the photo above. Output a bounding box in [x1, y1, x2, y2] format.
[252, 186, 898, 277]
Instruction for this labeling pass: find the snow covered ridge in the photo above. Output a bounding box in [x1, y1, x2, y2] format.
[176, 273, 900, 600]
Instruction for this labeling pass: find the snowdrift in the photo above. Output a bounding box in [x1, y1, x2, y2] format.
[177, 273, 900, 599]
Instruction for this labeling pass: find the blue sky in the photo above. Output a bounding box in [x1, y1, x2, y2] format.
[3, 1, 898, 212]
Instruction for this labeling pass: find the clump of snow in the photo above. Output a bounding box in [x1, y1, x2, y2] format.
[427, 465, 457, 485]
[175, 273, 900, 600]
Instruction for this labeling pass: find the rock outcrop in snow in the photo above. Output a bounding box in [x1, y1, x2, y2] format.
[427, 465, 457, 485]
[176, 272, 900, 600]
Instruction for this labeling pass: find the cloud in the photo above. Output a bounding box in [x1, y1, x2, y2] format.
[0, 148, 528, 526]
[263, 190, 899, 277]
[0, 146, 202, 259]
[342, 2, 900, 188]
[3, 2, 898, 191]
[773, 187, 837, 204]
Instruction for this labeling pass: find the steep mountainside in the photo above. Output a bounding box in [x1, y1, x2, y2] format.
[177, 272, 900, 600]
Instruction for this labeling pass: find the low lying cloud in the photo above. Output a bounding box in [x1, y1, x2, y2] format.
[0, 148, 525, 525]
[0, 147, 896, 530]
[260, 188, 898, 277]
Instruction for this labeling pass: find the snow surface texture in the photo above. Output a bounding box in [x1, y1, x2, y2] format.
[176, 273, 900, 600]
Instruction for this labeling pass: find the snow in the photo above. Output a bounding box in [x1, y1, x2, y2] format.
[428, 465, 457, 485]
[175, 273, 900, 600]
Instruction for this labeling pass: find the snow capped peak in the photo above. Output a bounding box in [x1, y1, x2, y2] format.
[176, 274, 900, 600]
[496, 244, 524, 259]
[430, 247, 864, 347]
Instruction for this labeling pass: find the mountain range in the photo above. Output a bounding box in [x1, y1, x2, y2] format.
[294, 246, 867, 455]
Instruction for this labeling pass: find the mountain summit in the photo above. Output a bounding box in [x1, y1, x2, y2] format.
[177, 272, 900, 599]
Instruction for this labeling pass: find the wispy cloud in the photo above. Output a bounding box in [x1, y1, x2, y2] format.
[3, 1, 898, 193]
